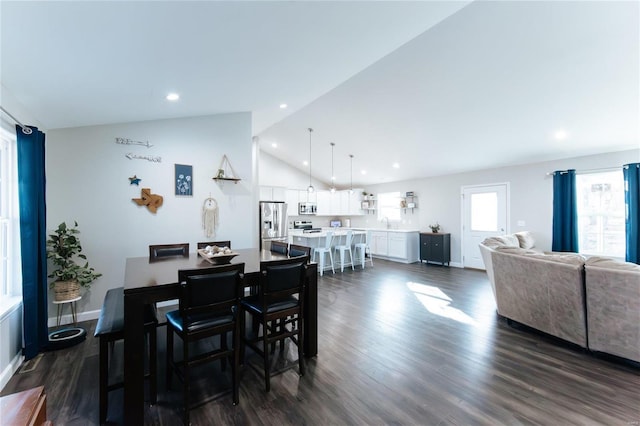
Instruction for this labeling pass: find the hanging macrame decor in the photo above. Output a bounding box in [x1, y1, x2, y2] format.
[202, 196, 219, 237]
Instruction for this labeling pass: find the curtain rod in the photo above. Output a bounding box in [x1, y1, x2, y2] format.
[545, 166, 623, 176]
[0, 106, 33, 134]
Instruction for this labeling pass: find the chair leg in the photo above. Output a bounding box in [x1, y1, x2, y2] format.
[183, 336, 190, 426]
[166, 325, 173, 388]
[318, 251, 325, 276]
[348, 248, 354, 270]
[262, 320, 271, 392]
[328, 250, 335, 274]
[221, 332, 228, 371]
[232, 324, 240, 405]
[148, 326, 157, 405]
[99, 337, 108, 424]
[297, 315, 305, 377]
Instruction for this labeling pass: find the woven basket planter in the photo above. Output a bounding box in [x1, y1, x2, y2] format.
[53, 280, 80, 301]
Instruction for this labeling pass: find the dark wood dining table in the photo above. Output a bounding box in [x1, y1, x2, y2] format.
[122, 248, 318, 425]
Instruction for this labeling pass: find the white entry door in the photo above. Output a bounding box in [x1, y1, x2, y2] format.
[461, 183, 509, 269]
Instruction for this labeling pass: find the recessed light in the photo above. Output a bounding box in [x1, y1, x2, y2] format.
[554, 130, 568, 140]
[280, 104, 288, 109]
[271, 143, 278, 148]
[361, 170, 367, 175]
[303, 160, 309, 166]
[166, 93, 179, 101]
[392, 162, 400, 169]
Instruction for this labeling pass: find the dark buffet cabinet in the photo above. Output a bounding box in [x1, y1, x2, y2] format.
[420, 232, 450, 266]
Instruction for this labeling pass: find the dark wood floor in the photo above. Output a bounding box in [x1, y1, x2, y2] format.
[3, 260, 639, 425]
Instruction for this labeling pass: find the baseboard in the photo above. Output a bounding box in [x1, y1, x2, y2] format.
[48, 308, 100, 328]
[0, 352, 23, 391]
[47, 300, 179, 327]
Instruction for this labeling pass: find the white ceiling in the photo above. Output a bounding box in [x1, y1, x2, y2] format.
[1, 1, 638, 188]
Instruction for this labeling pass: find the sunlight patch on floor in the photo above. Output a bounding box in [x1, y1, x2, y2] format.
[407, 281, 477, 326]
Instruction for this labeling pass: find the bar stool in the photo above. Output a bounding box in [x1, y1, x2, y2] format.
[354, 231, 374, 269]
[312, 232, 334, 276]
[333, 231, 355, 272]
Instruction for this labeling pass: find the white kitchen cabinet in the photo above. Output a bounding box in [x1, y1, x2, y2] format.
[286, 189, 300, 213]
[298, 190, 316, 204]
[388, 232, 408, 259]
[259, 186, 286, 201]
[315, 191, 332, 216]
[368, 230, 419, 263]
[370, 231, 389, 256]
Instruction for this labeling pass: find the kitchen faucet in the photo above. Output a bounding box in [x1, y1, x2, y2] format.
[382, 217, 390, 229]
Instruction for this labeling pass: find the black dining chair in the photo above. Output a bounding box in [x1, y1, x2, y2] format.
[240, 257, 308, 392]
[166, 263, 245, 425]
[197, 241, 231, 249]
[269, 240, 289, 255]
[149, 243, 189, 260]
[288, 244, 311, 260]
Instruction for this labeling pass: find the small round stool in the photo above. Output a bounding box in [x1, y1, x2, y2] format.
[52, 296, 81, 326]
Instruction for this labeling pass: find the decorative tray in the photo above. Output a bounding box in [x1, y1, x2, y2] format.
[197, 249, 239, 264]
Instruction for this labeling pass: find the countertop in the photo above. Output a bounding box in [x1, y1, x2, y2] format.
[289, 228, 420, 238]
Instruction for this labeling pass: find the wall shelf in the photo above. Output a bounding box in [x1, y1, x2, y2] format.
[213, 155, 241, 183]
[212, 177, 241, 184]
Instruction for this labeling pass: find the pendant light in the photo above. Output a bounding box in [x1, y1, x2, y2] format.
[330, 142, 336, 193]
[349, 154, 354, 194]
[307, 128, 314, 193]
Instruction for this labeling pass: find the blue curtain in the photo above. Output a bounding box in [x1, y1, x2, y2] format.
[623, 163, 640, 264]
[552, 169, 578, 252]
[17, 125, 48, 360]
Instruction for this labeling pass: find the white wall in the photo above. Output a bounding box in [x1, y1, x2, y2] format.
[46, 113, 255, 320]
[349, 149, 639, 265]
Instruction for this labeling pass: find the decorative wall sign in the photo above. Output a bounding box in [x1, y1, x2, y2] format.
[132, 188, 163, 213]
[115, 137, 153, 148]
[129, 175, 141, 185]
[125, 153, 162, 163]
[175, 164, 193, 196]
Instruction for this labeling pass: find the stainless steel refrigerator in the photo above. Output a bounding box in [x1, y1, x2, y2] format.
[259, 201, 288, 250]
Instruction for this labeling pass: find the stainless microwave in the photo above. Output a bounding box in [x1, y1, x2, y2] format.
[298, 202, 317, 215]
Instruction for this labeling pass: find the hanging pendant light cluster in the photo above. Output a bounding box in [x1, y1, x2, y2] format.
[307, 128, 314, 193]
[330, 142, 336, 193]
[349, 154, 354, 194]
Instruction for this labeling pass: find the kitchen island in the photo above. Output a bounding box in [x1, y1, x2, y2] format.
[290, 228, 420, 267]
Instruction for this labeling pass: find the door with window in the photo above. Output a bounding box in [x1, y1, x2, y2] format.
[462, 183, 509, 269]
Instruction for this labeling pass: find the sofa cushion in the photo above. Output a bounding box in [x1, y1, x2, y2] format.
[482, 234, 520, 249]
[494, 246, 540, 256]
[495, 246, 585, 266]
[585, 256, 640, 271]
[514, 231, 535, 249]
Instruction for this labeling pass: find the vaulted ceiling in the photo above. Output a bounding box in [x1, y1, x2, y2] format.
[2, 1, 638, 187]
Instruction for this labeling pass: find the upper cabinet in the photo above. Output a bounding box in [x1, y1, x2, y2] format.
[316, 189, 363, 216]
[259, 186, 287, 202]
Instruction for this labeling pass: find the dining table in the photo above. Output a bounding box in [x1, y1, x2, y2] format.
[122, 248, 318, 425]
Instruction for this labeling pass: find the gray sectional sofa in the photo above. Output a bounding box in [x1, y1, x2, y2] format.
[480, 232, 640, 362]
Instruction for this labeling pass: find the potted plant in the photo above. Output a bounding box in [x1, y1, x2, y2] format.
[47, 221, 102, 301]
[429, 223, 441, 233]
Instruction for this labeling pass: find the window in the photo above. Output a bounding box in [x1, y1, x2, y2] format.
[0, 123, 21, 304]
[576, 170, 625, 258]
[377, 191, 402, 223]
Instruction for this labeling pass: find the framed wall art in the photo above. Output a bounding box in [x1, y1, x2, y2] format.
[175, 164, 193, 196]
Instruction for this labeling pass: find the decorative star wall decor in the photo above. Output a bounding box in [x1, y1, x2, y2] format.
[129, 175, 141, 185]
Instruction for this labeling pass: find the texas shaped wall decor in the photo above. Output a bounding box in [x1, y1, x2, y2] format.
[132, 188, 163, 213]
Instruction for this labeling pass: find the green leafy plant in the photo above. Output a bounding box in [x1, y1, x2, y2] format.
[429, 223, 441, 233]
[46, 221, 102, 288]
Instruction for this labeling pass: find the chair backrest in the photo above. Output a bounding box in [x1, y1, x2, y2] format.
[322, 232, 334, 249]
[197, 241, 231, 250]
[178, 266, 224, 283]
[149, 243, 189, 260]
[180, 263, 245, 319]
[289, 244, 311, 260]
[344, 230, 353, 246]
[259, 257, 307, 308]
[270, 240, 288, 255]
